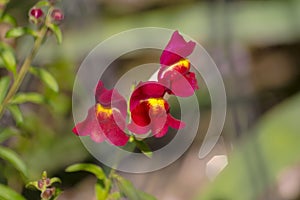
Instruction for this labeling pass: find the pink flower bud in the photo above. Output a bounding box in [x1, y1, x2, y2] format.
[45, 178, 51, 186]
[38, 180, 44, 189]
[30, 8, 43, 19]
[51, 9, 64, 21]
[41, 188, 55, 200]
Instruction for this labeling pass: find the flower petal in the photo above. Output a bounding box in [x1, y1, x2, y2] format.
[96, 106, 129, 146]
[127, 122, 150, 135]
[130, 101, 151, 126]
[72, 106, 105, 143]
[130, 81, 166, 111]
[104, 128, 129, 146]
[167, 114, 185, 129]
[153, 123, 169, 138]
[160, 30, 196, 67]
[95, 80, 127, 117]
[166, 72, 198, 97]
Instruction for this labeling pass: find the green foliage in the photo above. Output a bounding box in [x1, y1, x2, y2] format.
[95, 179, 111, 200]
[107, 192, 121, 200]
[0, 13, 17, 26]
[66, 163, 157, 200]
[7, 105, 23, 126]
[134, 139, 153, 158]
[5, 27, 38, 38]
[0, 127, 19, 143]
[0, 44, 16, 76]
[198, 92, 300, 200]
[65, 163, 106, 180]
[0, 76, 10, 103]
[0, 146, 28, 179]
[47, 24, 62, 44]
[0, 184, 26, 200]
[35, 0, 50, 7]
[10, 93, 46, 104]
[113, 174, 156, 200]
[29, 67, 59, 92]
[66, 163, 111, 199]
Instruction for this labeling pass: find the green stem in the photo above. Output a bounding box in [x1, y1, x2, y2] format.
[0, 25, 48, 119]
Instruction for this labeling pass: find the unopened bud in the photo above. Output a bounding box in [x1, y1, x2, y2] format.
[51, 9, 64, 21]
[41, 187, 55, 200]
[30, 8, 43, 19]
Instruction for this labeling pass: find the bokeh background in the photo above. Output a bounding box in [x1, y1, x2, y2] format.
[1, 0, 300, 199]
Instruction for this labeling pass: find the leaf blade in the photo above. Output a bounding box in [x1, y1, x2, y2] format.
[65, 163, 106, 180]
[0, 48, 16, 75]
[47, 24, 62, 44]
[7, 105, 23, 125]
[0, 76, 10, 104]
[29, 67, 59, 92]
[10, 93, 46, 104]
[0, 146, 28, 179]
[0, 184, 26, 200]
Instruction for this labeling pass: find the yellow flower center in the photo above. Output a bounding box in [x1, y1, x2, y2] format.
[96, 103, 113, 117]
[161, 59, 190, 77]
[171, 59, 190, 70]
[147, 98, 165, 112]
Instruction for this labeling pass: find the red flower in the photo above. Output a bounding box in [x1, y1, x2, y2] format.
[30, 8, 44, 19]
[72, 81, 129, 146]
[158, 31, 199, 97]
[51, 9, 64, 21]
[128, 82, 185, 138]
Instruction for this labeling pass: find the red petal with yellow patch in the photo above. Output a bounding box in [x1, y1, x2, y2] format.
[158, 31, 199, 97]
[72, 106, 105, 143]
[160, 30, 196, 67]
[95, 103, 129, 146]
[128, 82, 185, 138]
[72, 81, 129, 146]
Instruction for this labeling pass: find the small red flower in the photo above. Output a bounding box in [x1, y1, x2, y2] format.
[30, 8, 44, 19]
[72, 81, 129, 146]
[128, 82, 185, 138]
[158, 31, 199, 97]
[51, 9, 64, 21]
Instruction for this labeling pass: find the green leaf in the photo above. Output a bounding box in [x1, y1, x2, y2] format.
[52, 187, 62, 200]
[0, 184, 26, 200]
[50, 177, 62, 185]
[136, 191, 157, 200]
[5, 27, 38, 38]
[95, 180, 109, 200]
[0, 76, 10, 104]
[134, 139, 153, 158]
[1, 13, 17, 26]
[35, 0, 50, 7]
[65, 163, 106, 180]
[0, 48, 16, 75]
[113, 175, 157, 200]
[29, 67, 59, 92]
[0, 146, 28, 178]
[47, 23, 62, 44]
[107, 192, 121, 200]
[25, 181, 39, 190]
[113, 175, 139, 200]
[7, 105, 23, 125]
[10, 93, 45, 104]
[0, 127, 19, 143]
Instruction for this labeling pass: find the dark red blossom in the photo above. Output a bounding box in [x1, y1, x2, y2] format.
[158, 31, 199, 97]
[51, 9, 64, 21]
[30, 8, 43, 19]
[128, 82, 185, 138]
[72, 81, 129, 146]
